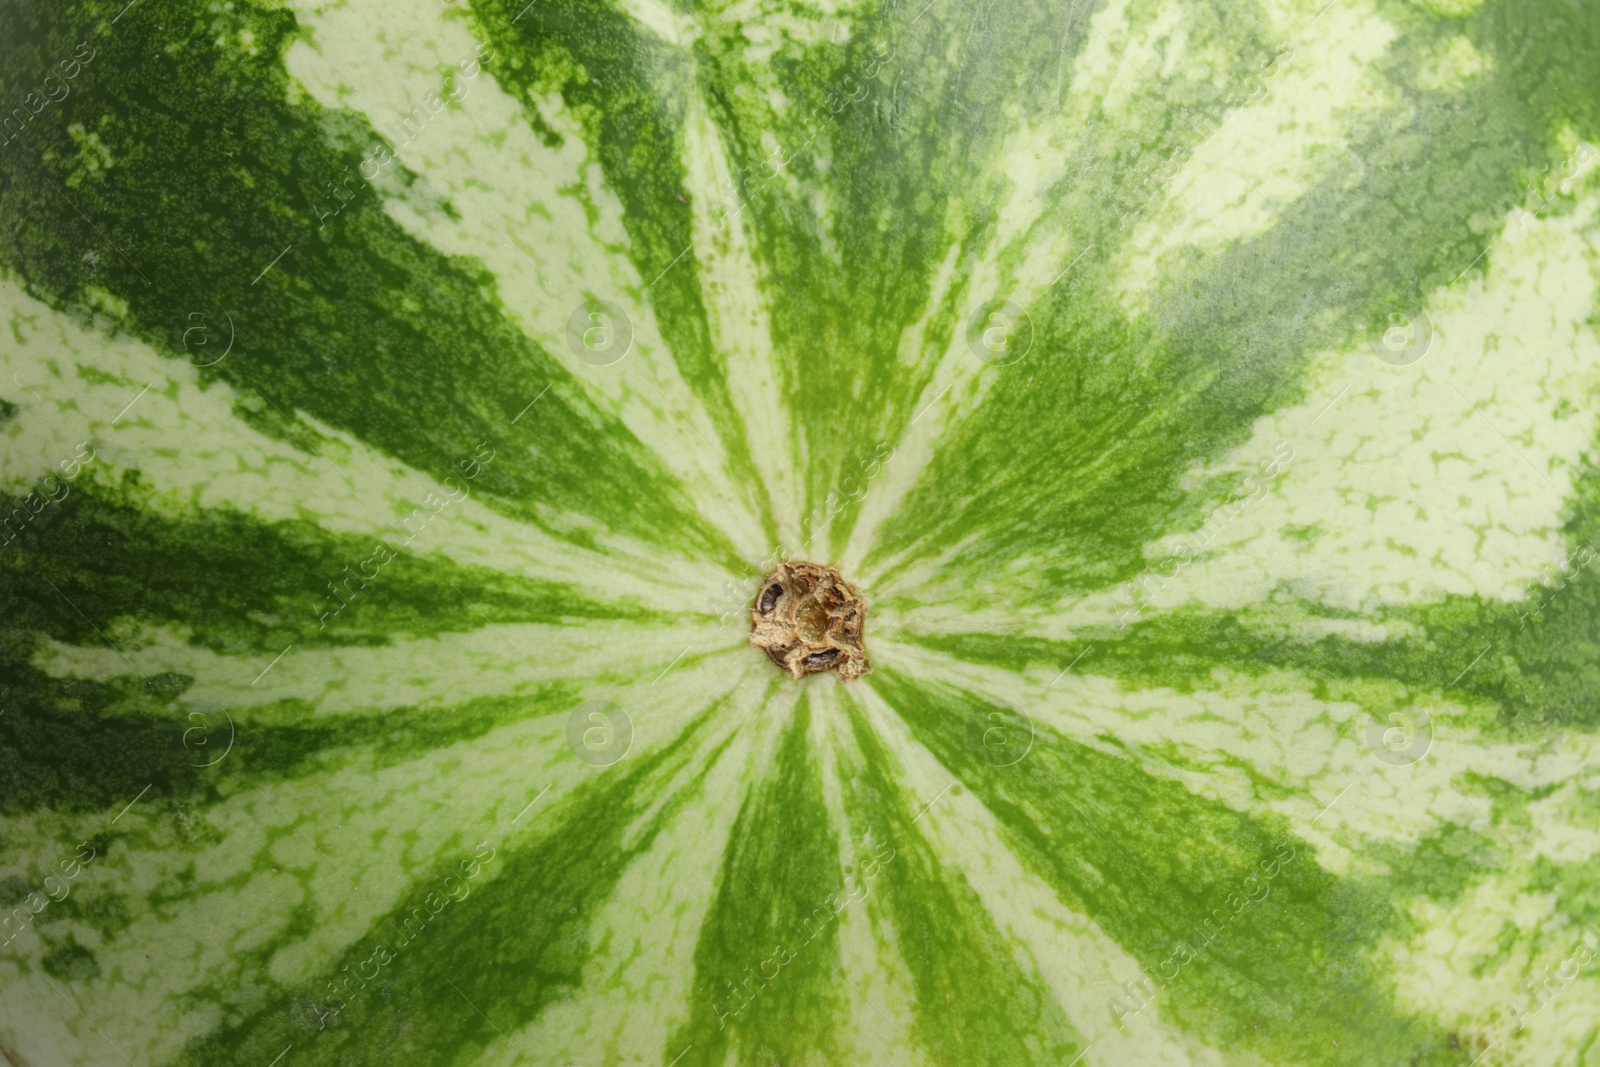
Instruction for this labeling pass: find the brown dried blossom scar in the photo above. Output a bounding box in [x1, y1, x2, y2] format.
[749, 561, 870, 681]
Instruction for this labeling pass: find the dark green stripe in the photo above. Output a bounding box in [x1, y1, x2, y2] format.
[0, 0, 742, 571]
[911, 457, 1600, 739]
[868, 0, 1600, 602]
[469, 0, 779, 547]
[670, 693, 847, 1067]
[0, 478, 658, 815]
[0, 661, 207, 817]
[0, 484, 660, 657]
[871, 666, 1471, 1065]
[177, 697, 737, 1067]
[686, 0, 1277, 554]
[839, 691, 1085, 1066]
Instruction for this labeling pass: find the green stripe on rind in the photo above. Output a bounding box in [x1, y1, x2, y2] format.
[271, 0, 781, 564]
[0, 654, 755, 1057]
[0, 0, 745, 573]
[908, 531, 1600, 737]
[0, 474, 683, 817]
[466, 0, 781, 548]
[0, 270, 729, 617]
[837, 689, 1087, 1066]
[0, 485, 653, 657]
[669, 693, 848, 1066]
[862, 0, 1600, 607]
[868, 666, 1470, 1065]
[173, 697, 735, 1067]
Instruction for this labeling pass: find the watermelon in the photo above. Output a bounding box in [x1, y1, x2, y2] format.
[3, 0, 1600, 1063]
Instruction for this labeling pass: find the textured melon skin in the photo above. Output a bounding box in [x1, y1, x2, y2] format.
[2, 0, 1600, 1065]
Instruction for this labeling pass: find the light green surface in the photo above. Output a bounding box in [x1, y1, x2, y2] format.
[2, 0, 1600, 1063]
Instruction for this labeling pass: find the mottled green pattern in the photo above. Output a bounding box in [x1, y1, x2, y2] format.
[871, 0, 1600, 606]
[473, 0, 781, 546]
[874, 667, 1444, 1063]
[838, 692, 1087, 1066]
[173, 704, 731, 1067]
[1, 0, 1599, 1064]
[670, 696, 848, 1066]
[0, 0, 742, 568]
